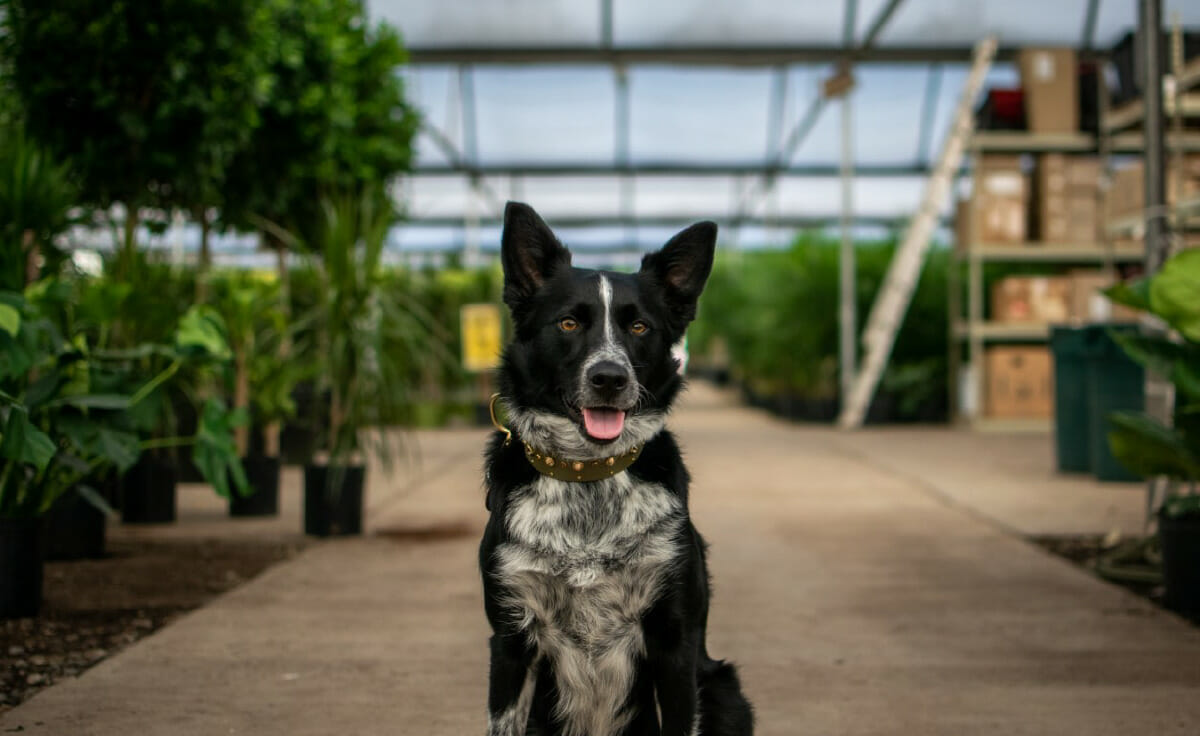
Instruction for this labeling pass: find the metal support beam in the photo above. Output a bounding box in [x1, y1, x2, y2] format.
[1141, 0, 1168, 272]
[916, 65, 944, 164]
[858, 0, 905, 51]
[843, 0, 860, 45]
[600, 0, 613, 47]
[615, 65, 634, 244]
[458, 66, 479, 167]
[1139, 0, 1173, 527]
[417, 120, 503, 214]
[765, 66, 789, 161]
[1081, 0, 1101, 49]
[839, 93, 857, 413]
[410, 162, 946, 177]
[395, 213, 934, 229]
[730, 0, 905, 234]
[406, 44, 1021, 67]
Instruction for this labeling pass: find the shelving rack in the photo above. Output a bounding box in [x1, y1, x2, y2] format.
[951, 43, 1200, 432]
[948, 133, 1146, 432]
[1101, 52, 1200, 247]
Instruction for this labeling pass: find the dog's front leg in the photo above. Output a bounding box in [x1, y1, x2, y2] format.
[486, 632, 538, 736]
[646, 625, 700, 735]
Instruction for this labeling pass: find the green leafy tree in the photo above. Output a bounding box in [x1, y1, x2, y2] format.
[0, 0, 269, 282]
[223, 0, 419, 246]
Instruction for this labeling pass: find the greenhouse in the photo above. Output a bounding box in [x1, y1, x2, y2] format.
[2, 0, 1200, 733]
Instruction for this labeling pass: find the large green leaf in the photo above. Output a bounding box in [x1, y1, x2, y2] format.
[1107, 411, 1200, 480]
[1110, 332, 1200, 401]
[0, 303, 20, 337]
[175, 306, 231, 361]
[74, 483, 117, 517]
[57, 416, 141, 474]
[191, 399, 248, 500]
[0, 408, 57, 473]
[1103, 278, 1151, 312]
[1150, 249, 1200, 342]
[1110, 332, 1182, 375]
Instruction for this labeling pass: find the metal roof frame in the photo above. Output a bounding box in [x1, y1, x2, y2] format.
[398, 0, 1114, 253]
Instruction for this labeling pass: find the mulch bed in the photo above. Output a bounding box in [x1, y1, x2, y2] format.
[1031, 534, 1176, 614]
[1, 537, 306, 714]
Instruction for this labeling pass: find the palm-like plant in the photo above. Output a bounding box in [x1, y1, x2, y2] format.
[0, 120, 76, 291]
[306, 185, 448, 464]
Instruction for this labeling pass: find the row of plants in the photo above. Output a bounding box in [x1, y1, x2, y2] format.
[1104, 249, 1200, 618]
[0, 0, 448, 620]
[688, 233, 951, 423]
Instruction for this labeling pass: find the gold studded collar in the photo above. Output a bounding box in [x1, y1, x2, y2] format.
[522, 442, 643, 482]
[490, 393, 643, 482]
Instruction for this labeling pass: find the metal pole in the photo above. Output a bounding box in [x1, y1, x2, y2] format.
[1139, 0, 1172, 526]
[839, 91, 857, 408]
[1141, 0, 1167, 273]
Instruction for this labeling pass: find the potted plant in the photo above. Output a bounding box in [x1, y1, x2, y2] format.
[73, 269, 246, 523]
[1105, 249, 1200, 617]
[211, 273, 310, 516]
[298, 186, 434, 536]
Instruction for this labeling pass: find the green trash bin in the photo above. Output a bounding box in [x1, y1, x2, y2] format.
[1084, 324, 1144, 482]
[1050, 327, 1091, 473]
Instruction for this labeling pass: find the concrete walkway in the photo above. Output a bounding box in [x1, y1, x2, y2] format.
[4, 383, 1200, 735]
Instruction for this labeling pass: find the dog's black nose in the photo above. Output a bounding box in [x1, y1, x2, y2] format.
[587, 361, 629, 393]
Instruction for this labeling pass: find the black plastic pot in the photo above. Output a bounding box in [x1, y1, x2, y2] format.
[45, 489, 107, 561]
[1160, 512, 1200, 618]
[121, 456, 178, 524]
[303, 463, 365, 537]
[229, 456, 281, 517]
[0, 517, 44, 619]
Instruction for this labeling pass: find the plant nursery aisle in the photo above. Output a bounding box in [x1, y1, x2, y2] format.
[2, 382, 1200, 735]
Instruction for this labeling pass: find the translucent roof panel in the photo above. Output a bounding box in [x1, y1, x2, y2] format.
[1094, 1, 1200, 48]
[878, 0, 1090, 47]
[473, 67, 615, 164]
[513, 176, 623, 217]
[364, 0, 1178, 260]
[629, 68, 771, 163]
[372, 0, 600, 46]
[633, 177, 740, 219]
[611, 0, 844, 45]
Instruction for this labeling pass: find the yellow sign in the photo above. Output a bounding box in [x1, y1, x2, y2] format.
[461, 303, 503, 372]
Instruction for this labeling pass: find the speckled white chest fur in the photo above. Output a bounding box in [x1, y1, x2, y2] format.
[494, 472, 685, 736]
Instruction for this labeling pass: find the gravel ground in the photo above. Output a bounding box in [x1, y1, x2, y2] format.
[1, 537, 306, 713]
[1031, 534, 1176, 613]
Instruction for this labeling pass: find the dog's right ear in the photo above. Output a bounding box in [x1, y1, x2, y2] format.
[501, 202, 571, 309]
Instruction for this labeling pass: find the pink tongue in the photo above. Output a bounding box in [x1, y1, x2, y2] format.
[582, 408, 626, 440]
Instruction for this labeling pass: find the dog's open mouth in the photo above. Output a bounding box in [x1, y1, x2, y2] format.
[581, 407, 626, 441]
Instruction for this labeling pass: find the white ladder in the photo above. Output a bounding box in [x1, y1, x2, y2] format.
[838, 36, 998, 429]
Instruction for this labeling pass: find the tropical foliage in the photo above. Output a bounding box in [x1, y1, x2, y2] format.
[1106, 249, 1200, 518]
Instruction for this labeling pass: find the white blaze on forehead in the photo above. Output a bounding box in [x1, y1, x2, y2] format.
[598, 275, 615, 348]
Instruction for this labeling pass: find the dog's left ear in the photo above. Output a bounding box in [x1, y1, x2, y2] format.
[640, 221, 717, 323]
[501, 201, 572, 310]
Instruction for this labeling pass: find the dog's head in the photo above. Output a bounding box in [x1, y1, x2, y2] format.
[497, 201, 715, 459]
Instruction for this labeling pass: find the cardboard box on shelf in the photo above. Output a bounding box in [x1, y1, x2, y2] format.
[971, 156, 1028, 244]
[991, 276, 1072, 323]
[1034, 154, 1101, 242]
[1018, 48, 1079, 133]
[985, 346, 1053, 418]
[1068, 270, 1141, 323]
[1106, 157, 1200, 219]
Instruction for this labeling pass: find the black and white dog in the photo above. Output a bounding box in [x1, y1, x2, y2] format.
[480, 202, 753, 736]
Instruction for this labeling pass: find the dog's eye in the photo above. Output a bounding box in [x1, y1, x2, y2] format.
[559, 317, 579, 332]
[630, 320, 649, 336]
